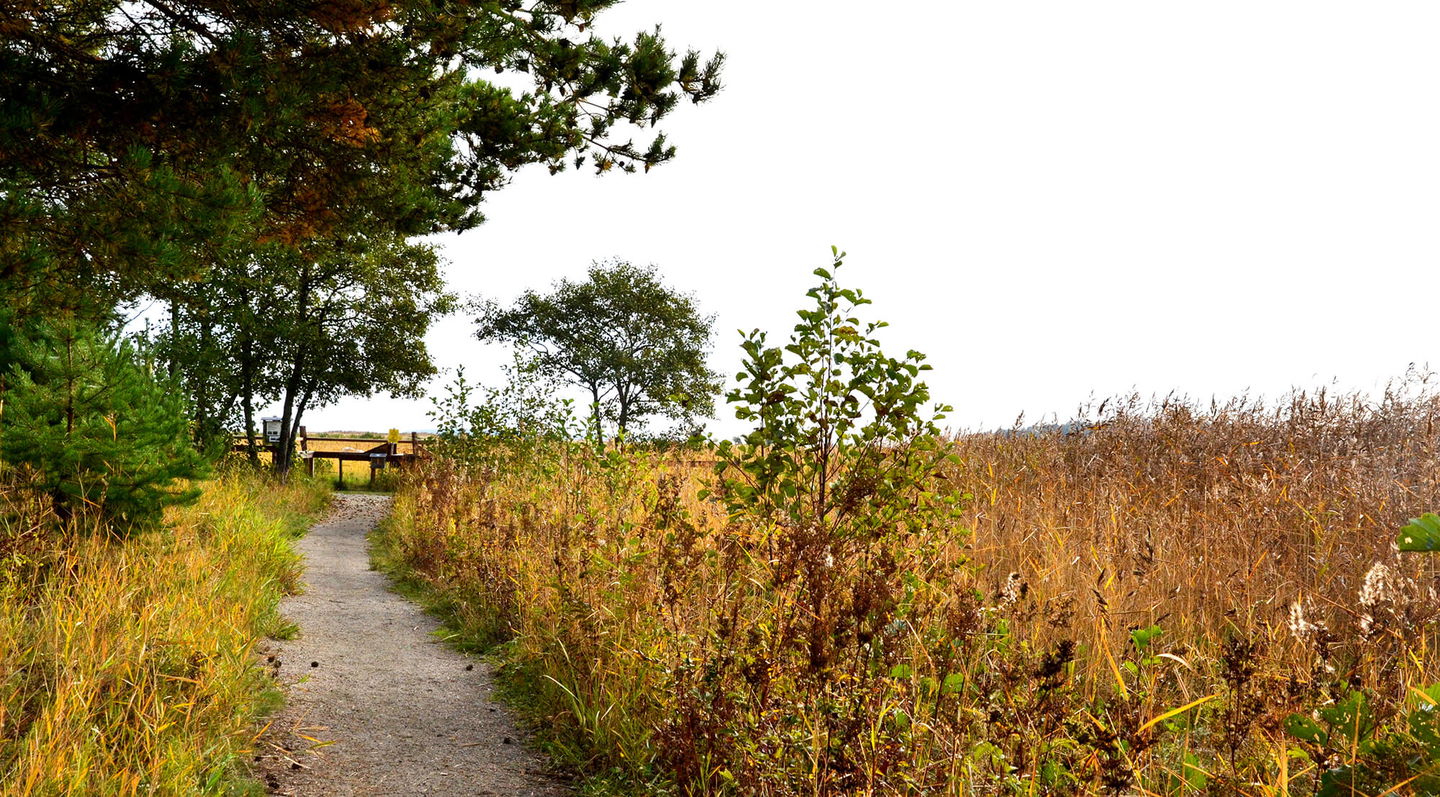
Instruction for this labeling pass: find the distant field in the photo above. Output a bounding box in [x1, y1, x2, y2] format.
[234, 437, 427, 455]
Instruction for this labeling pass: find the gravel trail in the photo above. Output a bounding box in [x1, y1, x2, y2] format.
[256, 493, 568, 796]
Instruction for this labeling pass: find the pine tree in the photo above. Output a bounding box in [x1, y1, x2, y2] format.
[1, 2, 725, 317]
[1, 321, 207, 531]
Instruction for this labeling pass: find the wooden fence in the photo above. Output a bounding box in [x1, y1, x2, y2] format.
[234, 428, 430, 488]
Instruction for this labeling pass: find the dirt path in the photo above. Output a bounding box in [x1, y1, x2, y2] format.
[256, 494, 569, 796]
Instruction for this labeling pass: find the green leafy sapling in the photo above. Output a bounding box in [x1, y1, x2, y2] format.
[428, 356, 577, 474]
[710, 247, 960, 545]
[706, 247, 965, 683]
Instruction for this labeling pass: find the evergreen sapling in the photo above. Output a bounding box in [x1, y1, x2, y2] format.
[1, 321, 207, 531]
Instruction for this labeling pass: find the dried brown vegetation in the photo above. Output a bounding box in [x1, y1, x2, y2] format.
[956, 379, 1440, 680]
[382, 374, 1440, 795]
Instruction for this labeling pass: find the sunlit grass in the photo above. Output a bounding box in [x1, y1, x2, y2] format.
[0, 467, 328, 794]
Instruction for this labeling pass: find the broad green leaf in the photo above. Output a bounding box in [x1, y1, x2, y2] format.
[1318, 691, 1372, 745]
[1182, 752, 1208, 789]
[1130, 624, 1164, 652]
[1399, 513, 1440, 552]
[1284, 713, 1328, 745]
[1409, 683, 1440, 755]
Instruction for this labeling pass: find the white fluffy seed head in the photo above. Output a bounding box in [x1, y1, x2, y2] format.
[1001, 571, 1023, 605]
[1359, 561, 1399, 610]
[1288, 600, 1318, 641]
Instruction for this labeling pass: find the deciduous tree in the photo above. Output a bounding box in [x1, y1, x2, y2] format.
[156, 234, 451, 473]
[475, 261, 719, 440]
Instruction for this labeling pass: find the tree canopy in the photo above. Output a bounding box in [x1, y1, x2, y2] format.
[474, 260, 720, 440]
[156, 233, 451, 470]
[1, 0, 724, 317]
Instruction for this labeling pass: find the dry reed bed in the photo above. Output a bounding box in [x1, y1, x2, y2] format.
[383, 383, 1440, 794]
[0, 469, 327, 794]
[956, 386, 1440, 666]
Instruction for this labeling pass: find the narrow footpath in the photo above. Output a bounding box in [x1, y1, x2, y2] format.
[256, 494, 569, 796]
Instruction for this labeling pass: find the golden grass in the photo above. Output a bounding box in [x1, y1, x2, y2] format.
[380, 380, 1440, 794]
[0, 468, 328, 794]
[951, 387, 1440, 676]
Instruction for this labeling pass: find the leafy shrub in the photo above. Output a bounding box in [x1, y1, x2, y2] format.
[711, 247, 960, 546]
[427, 357, 577, 474]
[1284, 683, 1440, 794]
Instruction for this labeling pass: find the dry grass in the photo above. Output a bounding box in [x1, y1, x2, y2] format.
[380, 377, 1440, 795]
[953, 383, 1440, 680]
[0, 467, 328, 794]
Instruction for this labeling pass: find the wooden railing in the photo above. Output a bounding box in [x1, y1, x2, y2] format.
[233, 428, 430, 487]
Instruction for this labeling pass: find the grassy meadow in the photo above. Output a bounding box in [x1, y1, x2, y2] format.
[312, 458, 405, 492]
[0, 466, 328, 794]
[379, 380, 1440, 795]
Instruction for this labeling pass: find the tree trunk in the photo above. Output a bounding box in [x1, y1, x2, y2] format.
[167, 298, 179, 379]
[241, 351, 260, 467]
[238, 284, 262, 467]
[617, 389, 631, 445]
[285, 383, 315, 478]
[55, 327, 77, 521]
[275, 369, 301, 477]
[190, 310, 216, 443]
[274, 262, 313, 478]
[589, 382, 604, 443]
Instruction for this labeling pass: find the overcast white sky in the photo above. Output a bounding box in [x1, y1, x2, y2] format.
[292, 2, 1440, 435]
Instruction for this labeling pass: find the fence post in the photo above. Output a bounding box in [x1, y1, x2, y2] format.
[301, 426, 314, 477]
